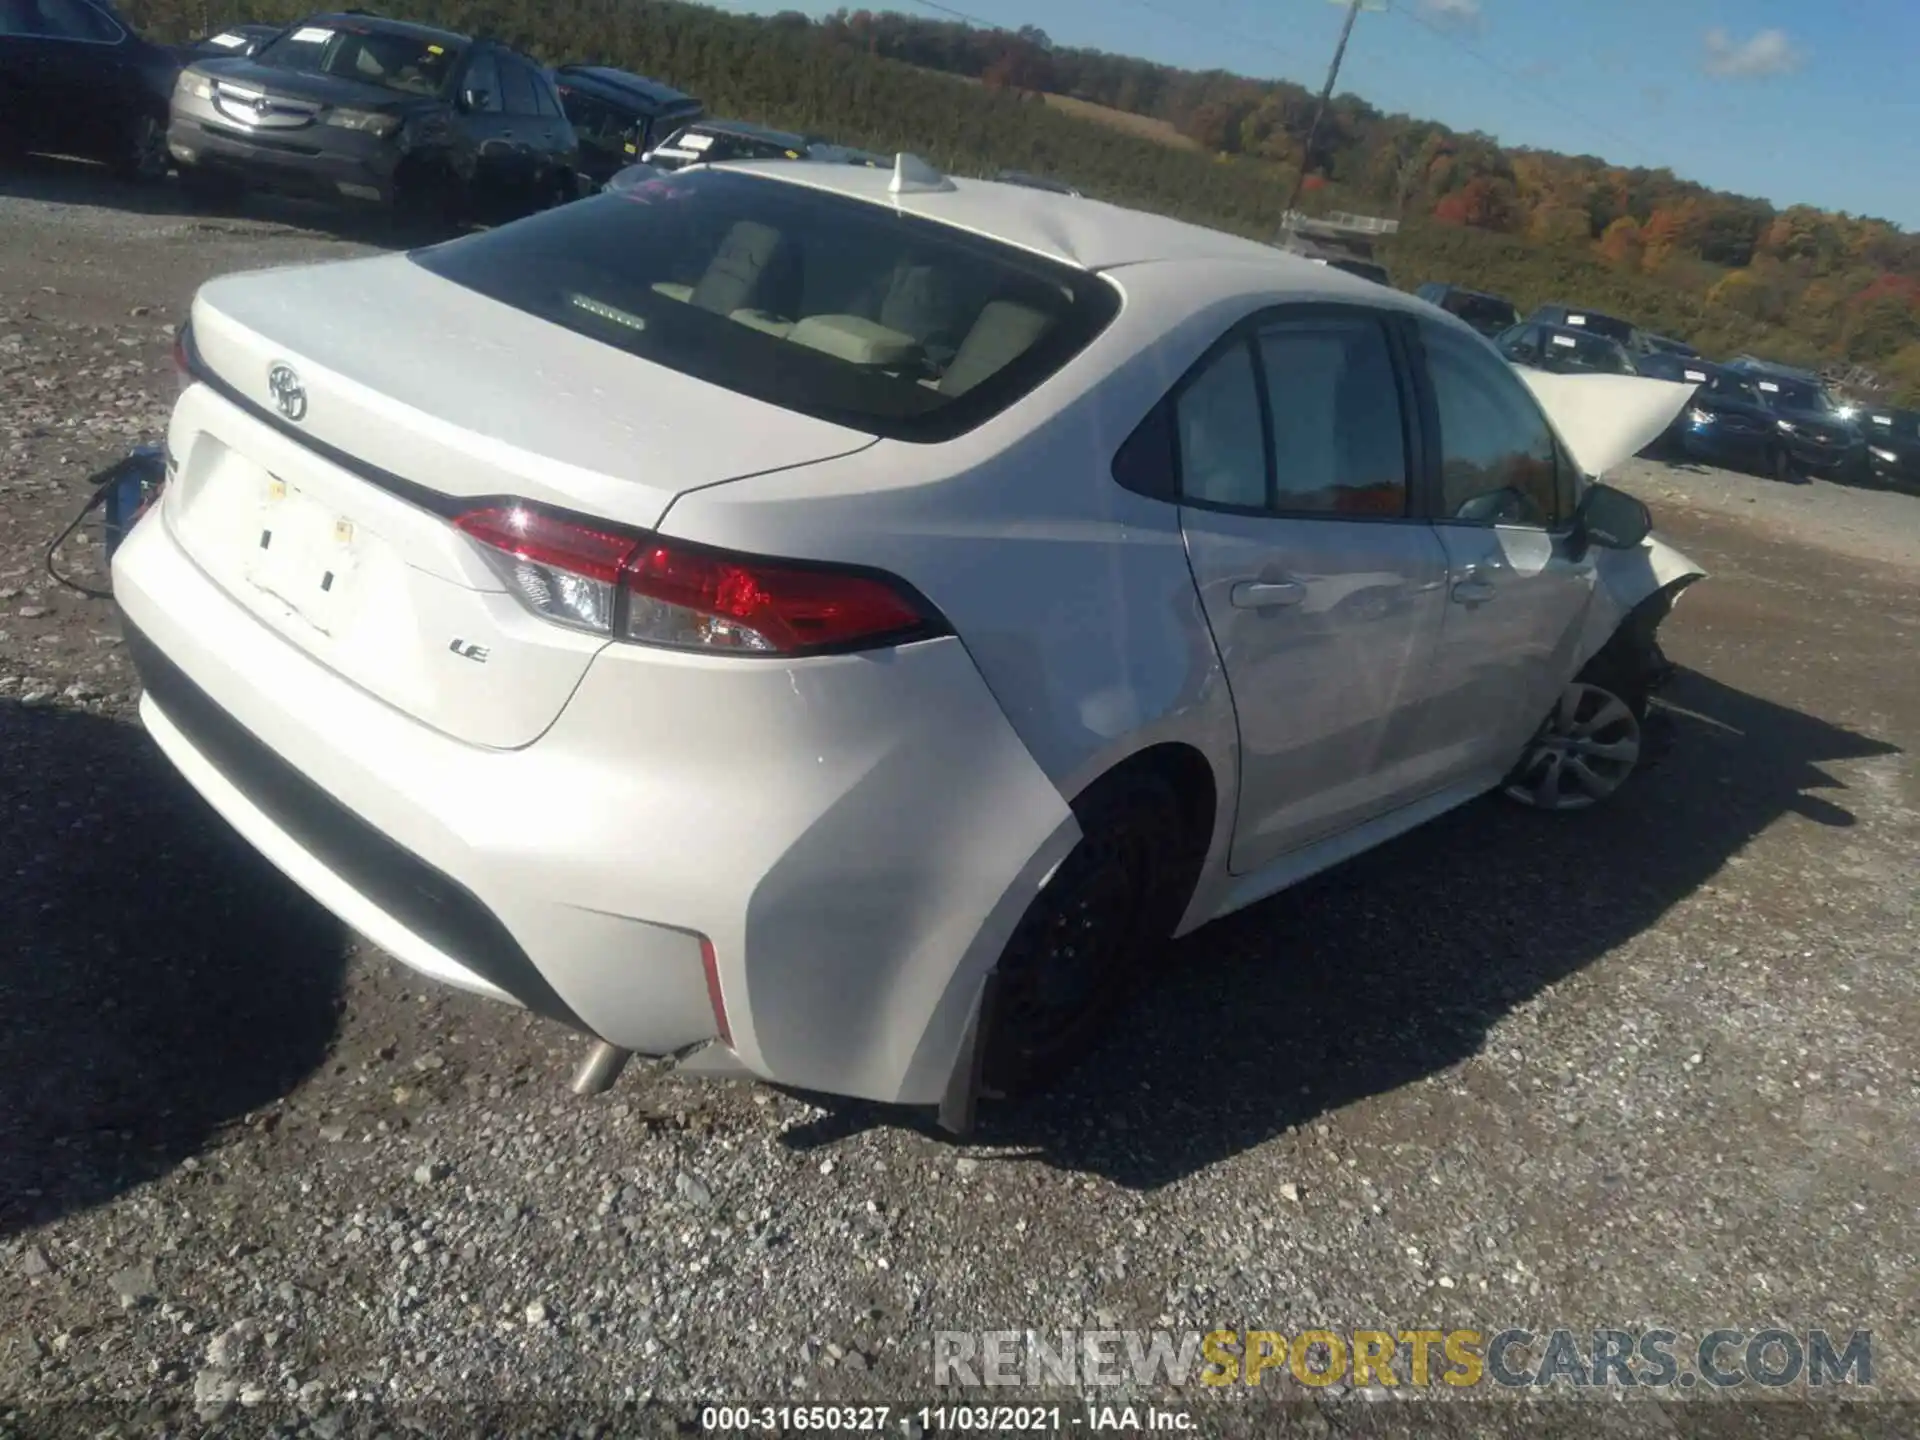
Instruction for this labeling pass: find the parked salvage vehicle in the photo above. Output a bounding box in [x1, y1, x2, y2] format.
[180, 22, 282, 61]
[168, 12, 580, 220]
[1524, 303, 1644, 354]
[1496, 321, 1638, 377]
[1414, 283, 1520, 338]
[1860, 405, 1920, 490]
[0, 0, 177, 180]
[1723, 357, 1867, 483]
[1668, 363, 1791, 476]
[642, 117, 832, 170]
[113, 156, 1703, 1127]
[1639, 332, 1699, 360]
[550, 63, 700, 192]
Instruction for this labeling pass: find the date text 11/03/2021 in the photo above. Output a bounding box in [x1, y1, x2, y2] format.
[699, 1405, 1195, 1432]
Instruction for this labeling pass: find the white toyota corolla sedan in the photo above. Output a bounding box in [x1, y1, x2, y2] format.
[113, 155, 1703, 1127]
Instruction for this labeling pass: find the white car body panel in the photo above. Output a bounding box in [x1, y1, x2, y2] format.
[114, 506, 1078, 1103]
[1515, 367, 1697, 481]
[115, 164, 1702, 1109]
[191, 256, 878, 527]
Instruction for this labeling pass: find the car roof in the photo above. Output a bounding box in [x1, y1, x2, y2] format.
[1728, 356, 1822, 381]
[1538, 302, 1630, 322]
[713, 161, 1303, 272]
[1540, 322, 1622, 344]
[554, 65, 695, 108]
[295, 12, 471, 47]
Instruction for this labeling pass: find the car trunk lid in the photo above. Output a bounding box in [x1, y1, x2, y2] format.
[170, 255, 875, 748]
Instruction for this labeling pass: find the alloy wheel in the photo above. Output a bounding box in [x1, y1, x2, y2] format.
[1504, 681, 1643, 812]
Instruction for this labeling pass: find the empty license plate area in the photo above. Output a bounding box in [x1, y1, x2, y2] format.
[249, 475, 361, 632]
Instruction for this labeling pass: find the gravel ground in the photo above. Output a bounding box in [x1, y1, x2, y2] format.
[2, 159, 1918, 1439]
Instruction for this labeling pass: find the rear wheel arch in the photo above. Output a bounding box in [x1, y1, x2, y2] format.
[1067, 740, 1216, 893]
[973, 742, 1218, 1098]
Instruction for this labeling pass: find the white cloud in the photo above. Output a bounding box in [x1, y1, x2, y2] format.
[1702, 27, 1805, 79]
[1419, 0, 1483, 34]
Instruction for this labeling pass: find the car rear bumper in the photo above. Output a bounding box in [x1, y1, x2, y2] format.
[111, 494, 1077, 1106]
[167, 113, 399, 203]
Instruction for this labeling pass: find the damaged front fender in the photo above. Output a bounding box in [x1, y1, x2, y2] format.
[1578, 532, 1708, 680]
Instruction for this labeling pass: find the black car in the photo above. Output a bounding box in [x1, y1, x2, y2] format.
[1722, 358, 1866, 482]
[550, 63, 700, 190]
[1634, 348, 1715, 385]
[181, 22, 283, 61]
[1858, 405, 1920, 490]
[1495, 321, 1637, 377]
[168, 14, 580, 220]
[642, 118, 835, 171]
[1667, 364, 1790, 477]
[1415, 283, 1520, 338]
[0, 0, 177, 180]
[1640, 332, 1699, 359]
[1524, 303, 1644, 353]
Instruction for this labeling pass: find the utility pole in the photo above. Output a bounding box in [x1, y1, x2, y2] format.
[1277, 0, 1366, 240]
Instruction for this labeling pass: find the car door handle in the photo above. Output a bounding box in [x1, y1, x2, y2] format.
[1450, 578, 1496, 604]
[1230, 579, 1305, 610]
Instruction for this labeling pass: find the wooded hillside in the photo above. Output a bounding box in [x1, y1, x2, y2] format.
[125, 0, 1920, 399]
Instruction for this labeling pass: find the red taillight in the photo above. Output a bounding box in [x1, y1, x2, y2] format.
[623, 541, 931, 653]
[699, 936, 731, 1046]
[453, 503, 940, 655]
[454, 506, 636, 632]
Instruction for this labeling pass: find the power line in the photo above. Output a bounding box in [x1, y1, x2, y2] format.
[902, 0, 1010, 28]
[1386, 0, 1657, 166]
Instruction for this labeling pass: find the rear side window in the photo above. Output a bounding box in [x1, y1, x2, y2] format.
[1257, 317, 1407, 517]
[1174, 345, 1265, 508]
[411, 168, 1120, 442]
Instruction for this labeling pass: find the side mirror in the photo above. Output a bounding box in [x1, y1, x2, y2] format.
[1576, 482, 1652, 550]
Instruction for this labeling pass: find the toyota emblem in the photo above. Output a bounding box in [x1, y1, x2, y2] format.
[267, 363, 307, 422]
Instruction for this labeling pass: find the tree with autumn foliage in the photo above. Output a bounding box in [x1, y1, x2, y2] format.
[106, 0, 1920, 401]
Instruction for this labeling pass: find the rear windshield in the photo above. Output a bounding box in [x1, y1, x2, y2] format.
[410, 168, 1121, 442]
[1448, 294, 1517, 331]
[1541, 329, 1635, 375]
[1703, 372, 1759, 404]
[257, 22, 460, 96]
[1752, 377, 1832, 412]
[1557, 311, 1634, 346]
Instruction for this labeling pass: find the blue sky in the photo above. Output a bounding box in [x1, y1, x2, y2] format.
[710, 0, 1919, 229]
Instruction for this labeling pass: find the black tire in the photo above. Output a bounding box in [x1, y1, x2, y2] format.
[980, 771, 1191, 1098]
[111, 111, 169, 184]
